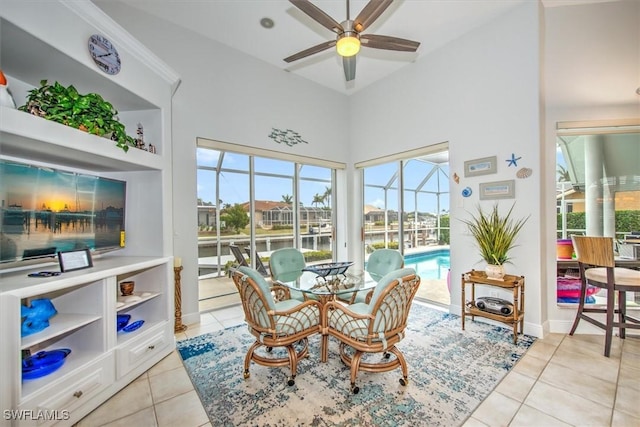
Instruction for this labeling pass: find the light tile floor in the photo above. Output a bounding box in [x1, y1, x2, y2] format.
[78, 302, 640, 427]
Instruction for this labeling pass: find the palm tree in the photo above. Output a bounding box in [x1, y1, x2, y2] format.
[281, 194, 293, 204]
[323, 186, 332, 209]
[312, 193, 324, 208]
[557, 165, 570, 182]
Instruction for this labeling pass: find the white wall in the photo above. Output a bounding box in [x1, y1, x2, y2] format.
[349, 1, 545, 336]
[94, 1, 350, 324]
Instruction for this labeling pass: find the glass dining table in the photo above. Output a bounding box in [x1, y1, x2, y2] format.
[273, 262, 378, 362]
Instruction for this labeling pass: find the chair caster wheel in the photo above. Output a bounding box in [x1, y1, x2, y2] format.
[287, 378, 295, 386]
[399, 377, 408, 386]
[243, 370, 250, 379]
[351, 384, 359, 394]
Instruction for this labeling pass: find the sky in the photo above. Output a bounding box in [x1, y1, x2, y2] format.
[197, 148, 332, 207]
[197, 148, 451, 214]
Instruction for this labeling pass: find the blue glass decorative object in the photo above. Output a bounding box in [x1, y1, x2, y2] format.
[21, 299, 57, 337]
[117, 314, 131, 331]
[122, 320, 144, 333]
[22, 348, 71, 380]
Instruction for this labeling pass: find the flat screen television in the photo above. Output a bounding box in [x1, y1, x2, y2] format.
[0, 158, 126, 264]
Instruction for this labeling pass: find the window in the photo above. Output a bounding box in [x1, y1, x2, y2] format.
[195, 139, 343, 310]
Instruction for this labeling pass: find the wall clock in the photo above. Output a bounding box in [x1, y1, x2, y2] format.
[88, 34, 121, 75]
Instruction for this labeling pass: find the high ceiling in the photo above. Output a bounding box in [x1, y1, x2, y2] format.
[87, 1, 553, 94]
[95, 0, 629, 98]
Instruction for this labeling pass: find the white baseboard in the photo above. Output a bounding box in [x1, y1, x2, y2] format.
[182, 311, 201, 327]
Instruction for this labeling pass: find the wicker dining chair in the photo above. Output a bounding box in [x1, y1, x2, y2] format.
[569, 236, 640, 357]
[231, 266, 321, 385]
[324, 267, 421, 394]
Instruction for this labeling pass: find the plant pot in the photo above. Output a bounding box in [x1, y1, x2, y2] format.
[485, 264, 505, 280]
[556, 239, 574, 259]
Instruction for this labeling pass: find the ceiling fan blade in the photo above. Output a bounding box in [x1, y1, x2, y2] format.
[360, 34, 420, 52]
[343, 56, 356, 81]
[353, 0, 393, 33]
[289, 0, 343, 34]
[284, 40, 336, 63]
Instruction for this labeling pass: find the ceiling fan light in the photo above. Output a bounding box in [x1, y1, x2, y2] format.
[336, 35, 360, 57]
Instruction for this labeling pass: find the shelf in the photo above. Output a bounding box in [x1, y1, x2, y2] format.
[116, 319, 164, 345]
[461, 270, 525, 344]
[463, 270, 524, 288]
[465, 306, 524, 324]
[21, 349, 104, 400]
[0, 256, 169, 296]
[0, 2, 177, 421]
[116, 291, 161, 312]
[0, 107, 163, 172]
[21, 314, 102, 350]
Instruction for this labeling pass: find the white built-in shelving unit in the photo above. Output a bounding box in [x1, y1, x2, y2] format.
[0, 1, 180, 425]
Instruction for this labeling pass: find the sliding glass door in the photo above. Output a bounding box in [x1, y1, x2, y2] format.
[359, 147, 450, 306]
[196, 144, 337, 311]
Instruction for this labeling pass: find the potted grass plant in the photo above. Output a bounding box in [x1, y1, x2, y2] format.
[18, 80, 136, 152]
[460, 203, 529, 280]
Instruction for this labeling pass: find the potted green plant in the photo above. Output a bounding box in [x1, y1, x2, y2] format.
[18, 80, 136, 152]
[460, 203, 529, 279]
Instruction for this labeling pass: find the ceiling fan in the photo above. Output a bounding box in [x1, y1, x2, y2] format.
[284, 0, 420, 81]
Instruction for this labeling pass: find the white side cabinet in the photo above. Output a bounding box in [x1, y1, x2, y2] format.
[0, 1, 180, 425]
[1, 258, 174, 426]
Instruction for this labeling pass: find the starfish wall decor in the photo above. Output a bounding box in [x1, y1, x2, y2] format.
[506, 153, 522, 167]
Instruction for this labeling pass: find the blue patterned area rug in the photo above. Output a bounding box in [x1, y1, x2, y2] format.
[177, 303, 535, 427]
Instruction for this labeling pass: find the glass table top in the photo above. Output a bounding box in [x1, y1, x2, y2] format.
[275, 267, 377, 297]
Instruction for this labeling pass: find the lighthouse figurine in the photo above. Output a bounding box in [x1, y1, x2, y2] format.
[0, 69, 17, 109]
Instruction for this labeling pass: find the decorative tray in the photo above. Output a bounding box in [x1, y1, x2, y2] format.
[303, 262, 354, 277]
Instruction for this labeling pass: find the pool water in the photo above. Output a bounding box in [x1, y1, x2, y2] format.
[403, 249, 450, 280]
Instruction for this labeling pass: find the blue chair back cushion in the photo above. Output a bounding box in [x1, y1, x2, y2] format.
[270, 248, 306, 281]
[366, 249, 404, 282]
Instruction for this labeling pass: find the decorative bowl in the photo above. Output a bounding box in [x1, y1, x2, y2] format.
[303, 262, 354, 277]
[22, 348, 71, 380]
[119, 281, 135, 296]
[117, 314, 131, 331]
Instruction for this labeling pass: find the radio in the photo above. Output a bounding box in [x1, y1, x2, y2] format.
[475, 297, 513, 316]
